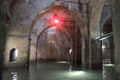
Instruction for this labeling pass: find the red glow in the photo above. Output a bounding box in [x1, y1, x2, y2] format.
[54, 19, 59, 24]
[50, 13, 62, 26]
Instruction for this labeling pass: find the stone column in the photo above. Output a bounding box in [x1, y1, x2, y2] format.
[0, 0, 6, 78]
[108, 0, 120, 80]
[88, 0, 105, 70]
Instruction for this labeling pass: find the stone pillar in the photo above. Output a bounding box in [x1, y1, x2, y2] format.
[81, 1, 91, 70]
[91, 39, 102, 69]
[0, 0, 6, 78]
[81, 37, 86, 70]
[109, 37, 114, 64]
[71, 39, 75, 64]
[108, 0, 120, 80]
[103, 64, 116, 80]
[88, 0, 105, 70]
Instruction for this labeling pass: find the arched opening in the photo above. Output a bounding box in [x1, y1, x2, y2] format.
[36, 26, 72, 62]
[102, 39, 111, 64]
[102, 18, 114, 64]
[29, 5, 86, 68]
[102, 18, 112, 34]
[101, 17, 115, 80]
[9, 48, 18, 62]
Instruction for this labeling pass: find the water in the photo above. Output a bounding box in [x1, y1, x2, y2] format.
[2, 61, 102, 80]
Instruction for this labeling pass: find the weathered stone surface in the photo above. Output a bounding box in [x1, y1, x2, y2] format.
[108, 0, 120, 79]
[4, 0, 86, 67]
[100, 0, 111, 30]
[89, 0, 105, 38]
[0, 0, 6, 72]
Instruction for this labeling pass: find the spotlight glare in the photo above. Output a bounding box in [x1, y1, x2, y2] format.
[69, 71, 85, 76]
[54, 19, 59, 24]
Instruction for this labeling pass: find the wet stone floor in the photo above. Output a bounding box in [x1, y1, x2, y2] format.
[2, 61, 102, 80]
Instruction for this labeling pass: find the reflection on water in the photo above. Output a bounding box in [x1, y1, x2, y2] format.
[2, 67, 29, 80]
[11, 72, 18, 80]
[69, 65, 72, 72]
[2, 62, 102, 80]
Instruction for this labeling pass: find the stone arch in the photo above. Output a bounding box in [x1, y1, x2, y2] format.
[89, 0, 106, 69]
[35, 26, 73, 63]
[29, 5, 86, 64]
[102, 17, 112, 34]
[99, 0, 114, 68]
[89, 0, 105, 38]
[102, 17, 114, 64]
[29, 5, 86, 37]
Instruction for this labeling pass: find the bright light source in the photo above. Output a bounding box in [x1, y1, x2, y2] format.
[69, 48, 72, 54]
[50, 13, 62, 26]
[54, 19, 59, 24]
[102, 45, 106, 49]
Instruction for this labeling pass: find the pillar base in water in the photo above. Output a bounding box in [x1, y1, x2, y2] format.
[103, 64, 116, 80]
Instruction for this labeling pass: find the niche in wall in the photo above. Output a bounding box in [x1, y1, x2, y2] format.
[9, 48, 18, 62]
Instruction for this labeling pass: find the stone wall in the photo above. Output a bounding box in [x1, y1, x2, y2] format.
[4, 36, 29, 67]
[108, 0, 120, 79]
[89, 0, 105, 38]
[4, 0, 54, 67]
[0, 0, 6, 73]
[100, 0, 111, 30]
[4, 0, 85, 67]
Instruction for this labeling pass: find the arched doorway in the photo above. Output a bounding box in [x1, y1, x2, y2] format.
[29, 5, 86, 68]
[36, 26, 72, 63]
[102, 18, 114, 64]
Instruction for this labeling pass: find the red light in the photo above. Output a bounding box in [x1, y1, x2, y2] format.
[54, 19, 59, 24]
[50, 13, 62, 26]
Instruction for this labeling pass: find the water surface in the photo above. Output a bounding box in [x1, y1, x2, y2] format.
[2, 61, 102, 80]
